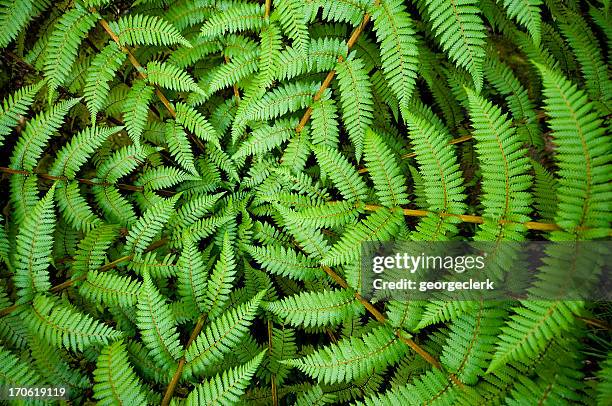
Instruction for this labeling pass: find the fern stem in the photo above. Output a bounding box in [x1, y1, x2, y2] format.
[264, 0, 272, 19]
[363, 204, 564, 232]
[295, 3, 377, 133]
[161, 313, 207, 406]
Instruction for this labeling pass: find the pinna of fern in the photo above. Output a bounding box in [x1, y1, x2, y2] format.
[0, 0, 610, 405]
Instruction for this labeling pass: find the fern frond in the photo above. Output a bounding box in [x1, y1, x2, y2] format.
[559, 10, 612, 113]
[293, 200, 363, 229]
[483, 55, 542, 147]
[0, 345, 45, 387]
[10, 98, 80, 170]
[27, 294, 122, 351]
[322, 207, 404, 266]
[536, 63, 612, 235]
[312, 144, 368, 202]
[246, 244, 320, 281]
[184, 290, 265, 378]
[93, 185, 137, 226]
[370, 0, 419, 115]
[363, 128, 409, 207]
[200, 2, 265, 39]
[359, 369, 459, 405]
[532, 161, 558, 222]
[110, 14, 191, 48]
[44, 5, 98, 99]
[264, 289, 364, 328]
[84, 42, 126, 124]
[136, 271, 182, 374]
[177, 237, 208, 313]
[424, 0, 486, 90]
[404, 111, 466, 239]
[93, 340, 148, 406]
[14, 185, 56, 303]
[0, 0, 34, 49]
[49, 126, 123, 178]
[79, 270, 141, 308]
[465, 88, 532, 237]
[203, 232, 237, 318]
[146, 60, 204, 95]
[310, 97, 340, 149]
[597, 351, 612, 405]
[501, 0, 542, 45]
[274, 0, 310, 56]
[71, 224, 119, 277]
[488, 299, 582, 371]
[165, 120, 198, 175]
[185, 350, 266, 405]
[0, 80, 44, 144]
[175, 102, 221, 147]
[233, 118, 294, 160]
[30, 337, 90, 389]
[55, 181, 102, 232]
[284, 326, 407, 384]
[441, 302, 506, 384]
[123, 194, 179, 255]
[244, 81, 320, 123]
[96, 144, 144, 184]
[335, 53, 373, 161]
[123, 80, 154, 145]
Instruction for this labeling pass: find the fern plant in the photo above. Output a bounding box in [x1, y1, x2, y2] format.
[0, 0, 610, 404]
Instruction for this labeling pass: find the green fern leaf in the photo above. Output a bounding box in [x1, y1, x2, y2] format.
[322, 207, 404, 266]
[536, 63, 612, 234]
[136, 271, 182, 374]
[335, 54, 373, 161]
[123, 80, 154, 146]
[84, 42, 126, 124]
[274, 0, 310, 56]
[79, 270, 141, 308]
[184, 290, 265, 378]
[363, 128, 409, 207]
[185, 350, 266, 405]
[110, 14, 191, 48]
[501, 0, 542, 45]
[246, 244, 320, 281]
[312, 144, 368, 202]
[55, 181, 103, 232]
[175, 102, 221, 147]
[123, 194, 180, 255]
[27, 294, 122, 351]
[465, 88, 532, 236]
[200, 2, 265, 39]
[284, 326, 407, 384]
[424, 0, 486, 90]
[0, 344, 45, 387]
[93, 340, 148, 406]
[10, 98, 80, 170]
[146, 60, 204, 95]
[0, 0, 33, 49]
[14, 185, 56, 303]
[165, 120, 198, 176]
[177, 237, 209, 313]
[203, 232, 237, 318]
[44, 4, 99, 99]
[0, 80, 44, 144]
[264, 289, 364, 328]
[49, 126, 123, 179]
[370, 0, 419, 115]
